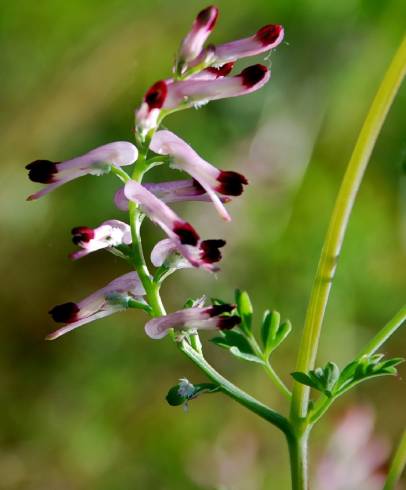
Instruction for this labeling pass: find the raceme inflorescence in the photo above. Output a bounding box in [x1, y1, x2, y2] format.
[26, 7, 406, 490]
[26, 5, 284, 341]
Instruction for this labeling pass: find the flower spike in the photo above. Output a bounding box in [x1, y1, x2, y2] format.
[150, 130, 248, 221]
[197, 24, 284, 65]
[70, 220, 132, 260]
[26, 142, 137, 200]
[145, 304, 240, 339]
[176, 6, 219, 72]
[114, 180, 231, 211]
[46, 272, 146, 340]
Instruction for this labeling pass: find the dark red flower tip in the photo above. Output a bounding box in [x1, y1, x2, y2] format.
[208, 303, 235, 317]
[192, 178, 206, 195]
[144, 80, 168, 109]
[196, 6, 219, 31]
[205, 62, 235, 78]
[255, 24, 283, 46]
[25, 160, 58, 184]
[49, 302, 80, 323]
[200, 239, 226, 263]
[216, 171, 248, 196]
[217, 315, 241, 330]
[240, 64, 268, 88]
[173, 221, 200, 246]
[71, 226, 95, 245]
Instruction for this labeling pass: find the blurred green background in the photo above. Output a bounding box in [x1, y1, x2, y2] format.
[1, 0, 405, 488]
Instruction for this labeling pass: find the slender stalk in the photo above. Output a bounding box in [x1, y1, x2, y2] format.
[383, 429, 406, 490]
[247, 334, 292, 400]
[286, 431, 309, 490]
[291, 34, 406, 421]
[356, 305, 406, 358]
[179, 339, 292, 435]
[262, 360, 292, 400]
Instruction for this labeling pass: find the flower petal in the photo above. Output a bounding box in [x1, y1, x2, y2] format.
[145, 304, 238, 339]
[26, 142, 138, 200]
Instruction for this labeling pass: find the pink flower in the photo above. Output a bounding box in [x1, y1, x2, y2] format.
[46, 272, 146, 340]
[145, 304, 240, 339]
[135, 81, 168, 135]
[196, 24, 284, 65]
[114, 180, 231, 211]
[26, 142, 138, 200]
[150, 130, 248, 221]
[70, 220, 132, 260]
[176, 6, 219, 71]
[124, 180, 225, 271]
[151, 238, 225, 271]
[163, 64, 270, 109]
[135, 65, 270, 132]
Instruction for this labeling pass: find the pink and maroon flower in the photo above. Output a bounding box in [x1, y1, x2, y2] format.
[26, 142, 138, 200]
[46, 272, 146, 340]
[151, 238, 225, 271]
[135, 64, 270, 133]
[176, 6, 219, 71]
[135, 81, 168, 135]
[145, 304, 240, 339]
[70, 219, 132, 260]
[196, 24, 284, 65]
[150, 130, 248, 221]
[164, 64, 270, 109]
[114, 180, 231, 211]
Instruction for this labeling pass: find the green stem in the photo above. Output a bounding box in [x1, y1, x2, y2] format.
[247, 334, 292, 400]
[383, 429, 406, 490]
[126, 138, 290, 440]
[356, 305, 406, 358]
[286, 430, 309, 490]
[178, 339, 291, 435]
[263, 360, 292, 400]
[127, 156, 166, 317]
[291, 34, 406, 421]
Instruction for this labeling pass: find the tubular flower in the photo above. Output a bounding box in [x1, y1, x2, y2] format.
[163, 64, 270, 109]
[135, 64, 270, 132]
[151, 238, 225, 271]
[124, 179, 207, 268]
[46, 272, 146, 340]
[145, 304, 241, 339]
[114, 180, 231, 211]
[197, 24, 284, 65]
[70, 220, 132, 260]
[176, 5, 219, 71]
[26, 142, 138, 201]
[135, 80, 167, 135]
[150, 130, 248, 221]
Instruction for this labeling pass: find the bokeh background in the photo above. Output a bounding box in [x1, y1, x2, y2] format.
[1, 0, 405, 488]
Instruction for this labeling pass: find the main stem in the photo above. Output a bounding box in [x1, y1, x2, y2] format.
[287, 431, 309, 490]
[291, 34, 406, 422]
[383, 429, 406, 490]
